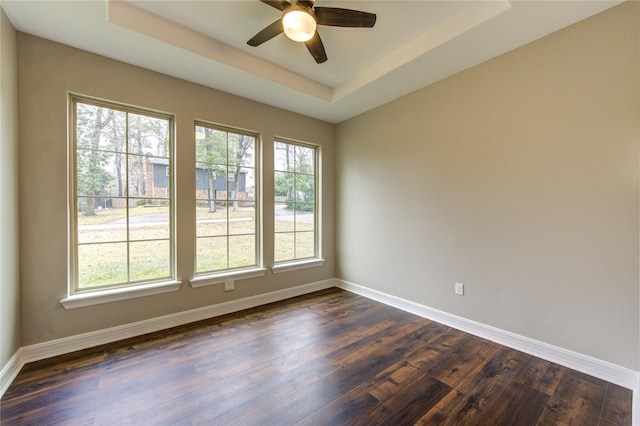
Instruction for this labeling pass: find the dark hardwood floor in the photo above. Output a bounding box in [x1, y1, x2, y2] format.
[1, 288, 632, 425]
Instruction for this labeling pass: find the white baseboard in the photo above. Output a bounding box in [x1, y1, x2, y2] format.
[21, 279, 336, 364]
[336, 279, 640, 391]
[0, 348, 24, 397]
[634, 384, 640, 426]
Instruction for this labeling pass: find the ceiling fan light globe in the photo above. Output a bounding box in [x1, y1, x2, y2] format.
[282, 8, 316, 42]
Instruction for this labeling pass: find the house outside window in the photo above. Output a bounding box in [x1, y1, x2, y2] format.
[195, 122, 259, 274]
[274, 139, 319, 263]
[69, 95, 175, 293]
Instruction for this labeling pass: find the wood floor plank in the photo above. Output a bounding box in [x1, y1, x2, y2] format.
[414, 388, 468, 426]
[1, 375, 100, 425]
[537, 369, 608, 425]
[600, 384, 633, 426]
[416, 347, 530, 425]
[354, 372, 452, 425]
[476, 381, 550, 425]
[233, 338, 405, 425]
[293, 389, 381, 425]
[403, 326, 470, 373]
[0, 288, 632, 425]
[423, 333, 502, 388]
[365, 360, 425, 403]
[513, 355, 565, 396]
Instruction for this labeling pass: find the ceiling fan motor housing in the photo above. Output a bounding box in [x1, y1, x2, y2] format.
[282, 5, 317, 42]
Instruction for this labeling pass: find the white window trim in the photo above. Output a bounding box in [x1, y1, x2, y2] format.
[194, 121, 262, 277]
[273, 137, 322, 265]
[60, 280, 183, 309]
[68, 94, 176, 297]
[272, 259, 325, 274]
[189, 268, 267, 288]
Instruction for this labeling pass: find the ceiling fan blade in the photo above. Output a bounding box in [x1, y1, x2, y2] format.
[314, 7, 376, 28]
[260, 0, 290, 11]
[247, 20, 284, 46]
[305, 31, 327, 64]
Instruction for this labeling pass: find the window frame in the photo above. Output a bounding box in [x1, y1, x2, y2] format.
[191, 121, 264, 286]
[65, 94, 179, 304]
[272, 137, 323, 271]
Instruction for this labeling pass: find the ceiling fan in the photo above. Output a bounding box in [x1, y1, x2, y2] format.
[247, 0, 377, 64]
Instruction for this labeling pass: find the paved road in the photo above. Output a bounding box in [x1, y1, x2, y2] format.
[78, 209, 312, 230]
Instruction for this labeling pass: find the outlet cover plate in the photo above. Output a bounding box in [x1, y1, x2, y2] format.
[224, 278, 234, 292]
[455, 282, 464, 296]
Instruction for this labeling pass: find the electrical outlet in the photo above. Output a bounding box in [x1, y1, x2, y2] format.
[224, 278, 234, 292]
[455, 282, 464, 296]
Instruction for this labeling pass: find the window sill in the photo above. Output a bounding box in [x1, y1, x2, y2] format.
[272, 259, 325, 274]
[189, 268, 267, 288]
[60, 280, 183, 310]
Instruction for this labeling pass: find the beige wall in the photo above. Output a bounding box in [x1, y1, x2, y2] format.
[17, 34, 335, 346]
[336, 2, 640, 370]
[0, 8, 20, 372]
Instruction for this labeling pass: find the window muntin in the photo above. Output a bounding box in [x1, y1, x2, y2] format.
[195, 123, 259, 274]
[70, 96, 174, 292]
[274, 139, 318, 263]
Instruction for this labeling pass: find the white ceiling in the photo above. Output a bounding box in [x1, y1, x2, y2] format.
[2, 0, 622, 123]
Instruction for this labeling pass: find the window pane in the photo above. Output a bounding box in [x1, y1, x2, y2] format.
[196, 203, 227, 237]
[295, 205, 314, 232]
[275, 202, 294, 233]
[127, 154, 148, 197]
[76, 104, 126, 152]
[78, 242, 128, 288]
[141, 157, 171, 199]
[294, 145, 315, 174]
[195, 126, 227, 163]
[129, 203, 170, 240]
[128, 113, 170, 157]
[296, 231, 315, 259]
[77, 206, 127, 243]
[229, 204, 255, 235]
[295, 174, 314, 203]
[196, 236, 227, 273]
[228, 133, 255, 167]
[274, 233, 294, 263]
[226, 168, 238, 199]
[130, 240, 170, 281]
[229, 235, 256, 268]
[227, 166, 254, 201]
[76, 150, 116, 197]
[196, 163, 225, 201]
[275, 171, 294, 198]
[274, 141, 294, 172]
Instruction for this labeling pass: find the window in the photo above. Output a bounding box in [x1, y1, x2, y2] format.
[69, 96, 174, 293]
[195, 123, 259, 275]
[274, 139, 319, 263]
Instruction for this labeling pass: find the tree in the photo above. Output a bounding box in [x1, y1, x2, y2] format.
[228, 134, 254, 212]
[128, 113, 170, 199]
[195, 127, 226, 212]
[76, 104, 170, 215]
[274, 143, 314, 210]
[106, 111, 126, 197]
[195, 127, 255, 213]
[76, 104, 116, 216]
